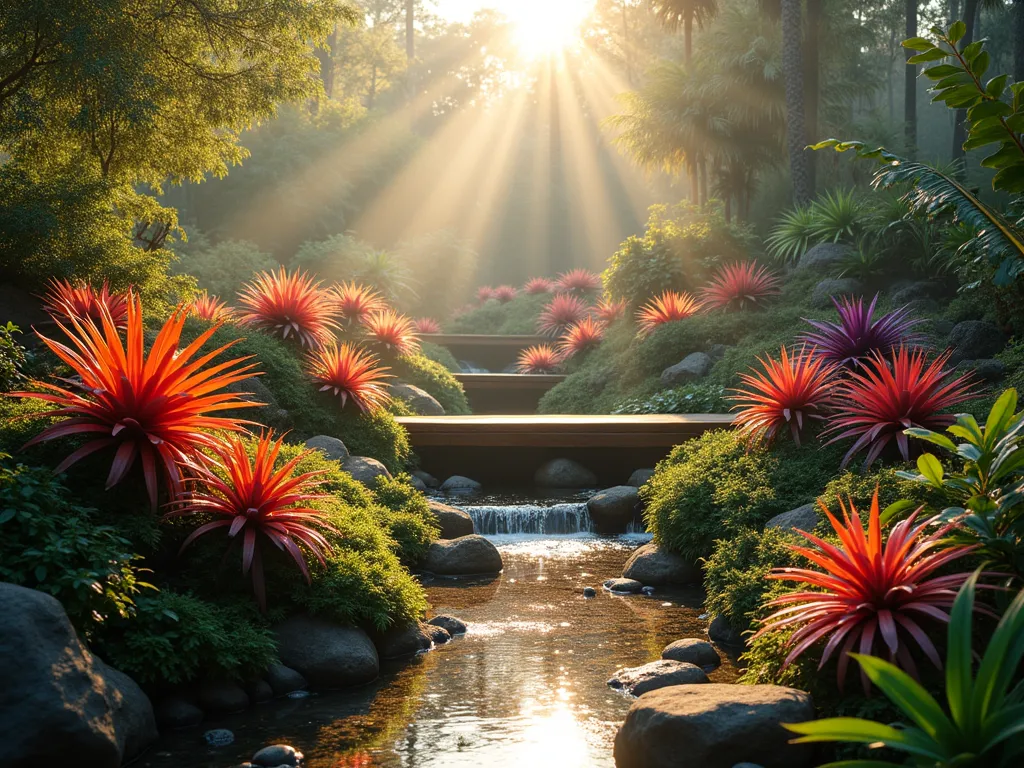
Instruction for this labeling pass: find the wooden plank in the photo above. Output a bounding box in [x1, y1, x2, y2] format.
[421, 334, 549, 348]
[454, 373, 566, 390]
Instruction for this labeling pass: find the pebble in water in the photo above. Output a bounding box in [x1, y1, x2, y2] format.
[641, 586, 655, 595]
[583, 586, 597, 597]
[286, 689, 311, 699]
[203, 729, 234, 747]
[252, 743, 304, 766]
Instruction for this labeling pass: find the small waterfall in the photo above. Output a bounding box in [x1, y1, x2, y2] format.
[463, 502, 594, 535]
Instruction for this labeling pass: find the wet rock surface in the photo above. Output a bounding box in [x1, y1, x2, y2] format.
[607, 659, 709, 696]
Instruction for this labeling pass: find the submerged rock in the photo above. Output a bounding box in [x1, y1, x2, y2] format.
[274, 615, 379, 689]
[342, 456, 392, 487]
[197, 680, 249, 714]
[583, 586, 597, 597]
[587, 486, 639, 533]
[428, 500, 475, 538]
[661, 638, 721, 670]
[613, 684, 816, 768]
[155, 695, 203, 728]
[243, 678, 273, 704]
[252, 744, 303, 767]
[423, 535, 503, 575]
[203, 729, 235, 747]
[622, 543, 700, 586]
[428, 615, 468, 635]
[440, 475, 482, 494]
[375, 622, 433, 659]
[604, 578, 644, 594]
[534, 458, 597, 488]
[263, 664, 307, 697]
[425, 624, 451, 644]
[607, 660, 709, 696]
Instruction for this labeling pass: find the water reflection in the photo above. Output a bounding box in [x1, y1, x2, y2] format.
[146, 535, 737, 768]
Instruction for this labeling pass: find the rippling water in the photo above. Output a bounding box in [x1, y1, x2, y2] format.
[145, 534, 738, 768]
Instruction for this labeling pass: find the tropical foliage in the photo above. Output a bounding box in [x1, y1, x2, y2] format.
[636, 291, 704, 337]
[306, 342, 392, 413]
[238, 268, 338, 349]
[800, 295, 923, 367]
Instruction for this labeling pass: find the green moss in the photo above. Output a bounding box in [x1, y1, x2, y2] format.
[818, 466, 936, 521]
[171, 239, 277, 299]
[446, 294, 549, 335]
[421, 341, 461, 373]
[370, 474, 440, 565]
[394, 352, 470, 414]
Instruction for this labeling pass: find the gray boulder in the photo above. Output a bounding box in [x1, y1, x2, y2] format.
[197, 680, 249, 714]
[226, 377, 290, 429]
[613, 684, 816, 768]
[391, 382, 445, 415]
[765, 503, 818, 533]
[797, 242, 852, 272]
[252, 744, 303, 767]
[627, 469, 655, 488]
[304, 435, 350, 462]
[607, 660, 709, 696]
[604, 578, 644, 594]
[273, 615, 379, 689]
[890, 281, 939, 304]
[708, 614, 746, 647]
[409, 474, 428, 491]
[428, 615, 468, 635]
[423, 535, 503, 575]
[429, 500, 475, 538]
[263, 663, 307, 697]
[956, 358, 1006, 383]
[811, 278, 865, 309]
[0, 583, 158, 768]
[535, 458, 597, 488]
[154, 694, 203, 728]
[244, 678, 273, 704]
[425, 624, 451, 644]
[708, 344, 731, 361]
[440, 475, 482, 494]
[343, 456, 392, 487]
[661, 352, 711, 385]
[948, 320, 1007, 363]
[587, 486, 639, 534]
[661, 639, 721, 670]
[413, 469, 440, 488]
[375, 622, 434, 659]
[622, 543, 701, 586]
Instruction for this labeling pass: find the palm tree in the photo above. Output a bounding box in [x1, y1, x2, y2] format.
[652, 0, 719, 64]
[780, 0, 811, 204]
[905, 0, 918, 157]
[1014, 0, 1024, 82]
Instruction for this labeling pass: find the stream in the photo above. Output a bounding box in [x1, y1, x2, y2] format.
[144, 494, 738, 768]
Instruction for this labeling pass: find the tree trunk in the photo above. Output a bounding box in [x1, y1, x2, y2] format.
[684, 13, 693, 66]
[804, 0, 822, 192]
[688, 164, 698, 205]
[780, 0, 812, 205]
[313, 25, 338, 109]
[1014, 0, 1024, 83]
[699, 160, 708, 206]
[948, 0, 959, 25]
[905, 0, 918, 157]
[952, 0, 979, 168]
[405, 0, 414, 59]
[622, 0, 632, 84]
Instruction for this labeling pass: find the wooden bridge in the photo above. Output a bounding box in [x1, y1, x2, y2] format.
[453, 373, 566, 414]
[422, 333, 548, 372]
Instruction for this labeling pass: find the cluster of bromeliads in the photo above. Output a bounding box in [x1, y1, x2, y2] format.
[12, 272, 430, 607]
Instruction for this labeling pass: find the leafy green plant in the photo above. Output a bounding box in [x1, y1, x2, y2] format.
[0, 322, 26, 392]
[898, 387, 1024, 578]
[612, 383, 727, 414]
[370, 474, 440, 564]
[393, 352, 471, 415]
[784, 570, 1024, 767]
[766, 204, 817, 264]
[171, 239, 277, 299]
[809, 188, 869, 245]
[834, 236, 889, 282]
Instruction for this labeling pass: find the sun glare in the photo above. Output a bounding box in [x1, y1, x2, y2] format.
[503, 0, 595, 58]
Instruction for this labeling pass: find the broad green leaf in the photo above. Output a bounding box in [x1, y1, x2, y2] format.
[917, 453, 944, 487]
[981, 703, 1024, 750]
[903, 37, 937, 52]
[948, 21, 967, 43]
[910, 49, 952, 64]
[854, 654, 955, 745]
[905, 428, 958, 453]
[947, 572, 979, 731]
[985, 389, 1018, 441]
[881, 499, 919, 524]
[785, 717, 944, 760]
[986, 74, 1010, 98]
[971, 585, 1024, 718]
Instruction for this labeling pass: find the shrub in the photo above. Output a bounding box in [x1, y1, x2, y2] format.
[0, 458, 148, 639]
[446, 293, 549, 335]
[611, 382, 727, 414]
[393, 353, 471, 415]
[818, 467, 933, 516]
[171, 239, 277, 299]
[0, 322, 26, 392]
[371, 474, 440, 564]
[333, 407, 411, 473]
[291, 233, 369, 283]
[420, 341, 461, 373]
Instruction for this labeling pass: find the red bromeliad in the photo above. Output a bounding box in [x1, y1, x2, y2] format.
[523, 277, 555, 295]
[166, 433, 336, 610]
[331, 281, 386, 326]
[516, 344, 561, 374]
[493, 285, 518, 303]
[594, 297, 627, 323]
[755, 491, 978, 690]
[306, 342, 392, 413]
[361, 310, 420, 356]
[13, 295, 258, 508]
[635, 291, 704, 337]
[237, 268, 338, 349]
[412, 317, 442, 335]
[729, 345, 834, 446]
[823, 347, 977, 469]
[555, 268, 601, 294]
[477, 286, 498, 303]
[42, 278, 130, 328]
[556, 316, 605, 360]
[189, 292, 235, 323]
[537, 293, 590, 337]
[702, 261, 781, 311]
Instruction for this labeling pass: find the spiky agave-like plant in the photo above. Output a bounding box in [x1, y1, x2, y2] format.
[523, 277, 555, 295]
[556, 317, 605, 360]
[493, 285, 518, 303]
[800, 294, 923, 367]
[13, 295, 258, 507]
[330, 281, 386, 327]
[189, 292, 235, 323]
[729, 345, 834, 446]
[361, 310, 420, 356]
[237, 268, 338, 348]
[537, 293, 590, 337]
[477, 286, 498, 303]
[765, 204, 817, 264]
[41, 278, 130, 328]
[702, 261, 782, 311]
[516, 345, 561, 374]
[593, 297, 627, 323]
[167, 432, 335, 611]
[306, 342, 392, 413]
[555, 268, 602, 294]
[635, 291, 704, 337]
[823, 347, 977, 468]
[412, 317, 442, 334]
[755, 491, 978, 690]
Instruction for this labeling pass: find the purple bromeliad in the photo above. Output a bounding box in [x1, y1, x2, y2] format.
[800, 294, 925, 367]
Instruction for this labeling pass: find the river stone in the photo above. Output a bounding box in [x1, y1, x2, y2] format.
[797, 242, 852, 272]
[410, 474, 428, 491]
[426, 624, 451, 644]
[154, 694, 203, 728]
[613, 684, 816, 768]
[375, 622, 433, 659]
[587, 486, 639, 534]
[604, 578, 644, 594]
[304, 435, 349, 462]
[890, 281, 938, 304]
[413, 469, 440, 488]
[660, 352, 711, 385]
[708, 614, 746, 647]
[343, 456, 392, 487]
[661, 639, 721, 670]
[423, 535, 503, 575]
[263, 664, 307, 697]
[0, 583, 158, 768]
[428, 615, 468, 635]
[765, 503, 818, 533]
[535, 458, 597, 488]
[583, 586, 597, 597]
[428, 500, 475, 538]
[440, 475, 482, 493]
[197, 680, 249, 714]
[957, 358, 1006, 383]
[391, 382, 445, 415]
[607, 660, 709, 696]
[274, 615, 379, 689]
[243, 678, 273, 704]
[252, 744, 303, 767]
[627, 469, 654, 488]
[203, 728, 235, 747]
[948, 320, 1007, 363]
[622, 543, 701, 586]
[811, 278, 864, 309]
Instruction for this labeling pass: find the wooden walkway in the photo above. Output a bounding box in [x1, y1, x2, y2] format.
[421, 333, 549, 371]
[452, 373, 566, 414]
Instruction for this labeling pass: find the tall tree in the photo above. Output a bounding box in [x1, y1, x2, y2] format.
[905, 0, 918, 157]
[652, 0, 719, 64]
[406, 0, 415, 59]
[780, 0, 811, 204]
[1014, 0, 1024, 83]
[804, 0, 822, 191]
